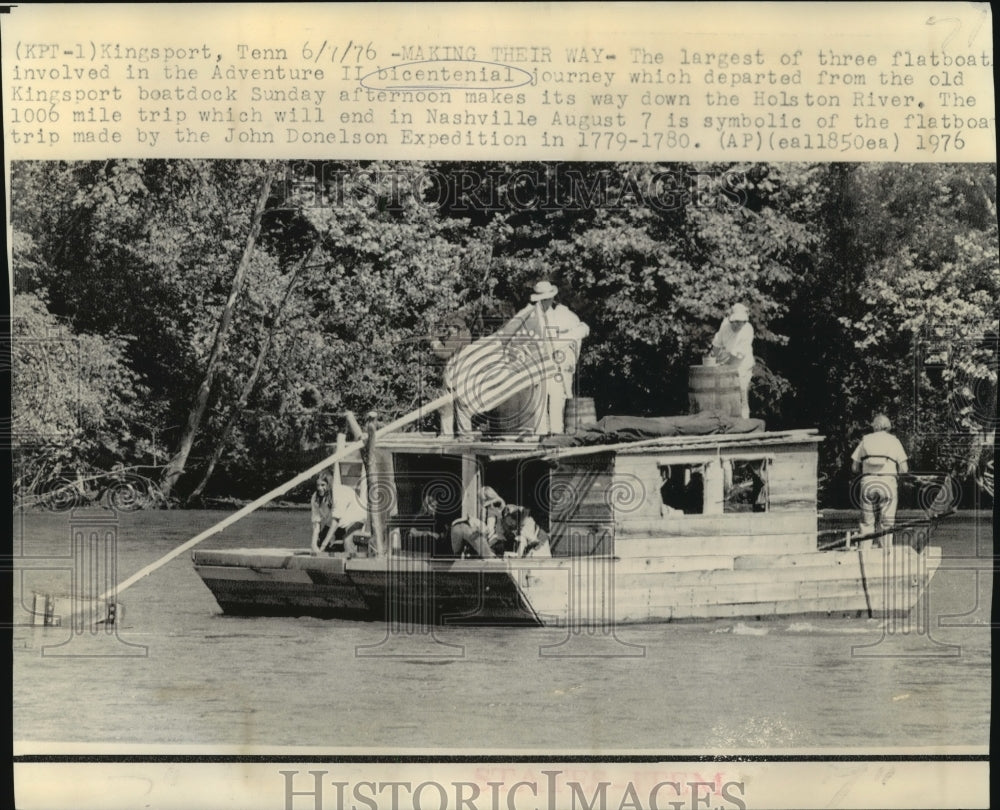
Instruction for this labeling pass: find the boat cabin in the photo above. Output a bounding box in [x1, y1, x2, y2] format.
[356, 428, 823, 560]
[193, 396, 941, 624]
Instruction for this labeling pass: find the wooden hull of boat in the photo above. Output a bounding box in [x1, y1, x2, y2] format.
[192, 545, 941, 626]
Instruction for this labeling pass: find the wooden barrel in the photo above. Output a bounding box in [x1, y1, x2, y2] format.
[487, 385, 542, 434]
[688, 365, 742, 417]
[564, 396, 597, 433]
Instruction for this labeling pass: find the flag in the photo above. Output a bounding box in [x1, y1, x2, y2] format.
[444, 306, 559, 414]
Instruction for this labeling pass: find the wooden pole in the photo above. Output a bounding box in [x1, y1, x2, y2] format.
[344, 411, 364, 440]
[95, 392, 454, 603]
[816, 510, 955, 551]
[363, 412, 386, 557]
[857, 545, 874, 618]
[333, 433, 346, 488]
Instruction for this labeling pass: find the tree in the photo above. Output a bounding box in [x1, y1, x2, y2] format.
[12, 159, 994, 506]
[437, 162, 819, 419]
[11, 161, 289, 464]
[841, 164, 998, 481]
[159, 162, 282, 499]
[185, 237, 321, 502]
[11, 292, 143, 500]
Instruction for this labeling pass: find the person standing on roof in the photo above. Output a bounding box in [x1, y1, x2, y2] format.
[431, 315, 474, 437]
[709, 302, 755, 419]
[526, 280, 590, 435]
[850, 414, 909, 548]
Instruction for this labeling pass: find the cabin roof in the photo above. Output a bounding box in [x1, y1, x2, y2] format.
[375, 432, 540, 455]
[374, 429, 823, 461]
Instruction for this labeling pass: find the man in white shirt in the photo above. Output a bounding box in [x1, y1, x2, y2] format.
[850, 414, 909, 547]
[529, 280, 590, 434]
[709, 302, 755, 419]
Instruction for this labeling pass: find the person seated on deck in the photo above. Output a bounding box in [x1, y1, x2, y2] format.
[500, 504, 552, 558]
[479, 486, 506, 550]
[447, 486, 507, 558]
[310, 473, 367, 557]
[406, 489, 453, 557]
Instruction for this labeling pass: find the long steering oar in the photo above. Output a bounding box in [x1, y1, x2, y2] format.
[94, 392, 454, 606]
[817, 509, 956, 551]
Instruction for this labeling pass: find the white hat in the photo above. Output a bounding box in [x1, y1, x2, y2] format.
[530, 280, 558, 302]
[478, 486, 504, 507]
[729, 303, 749, 321]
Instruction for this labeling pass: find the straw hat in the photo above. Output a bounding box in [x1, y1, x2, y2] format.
[530, 280, 558, 302]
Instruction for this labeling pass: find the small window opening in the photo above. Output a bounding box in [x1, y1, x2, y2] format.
[723, 459, 769, 513]
[659, 464, 705, 515]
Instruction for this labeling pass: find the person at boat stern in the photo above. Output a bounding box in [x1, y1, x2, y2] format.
[850, 414, 909, 548]
[310, 473, 368, 556]
[708, 302, 755, 418]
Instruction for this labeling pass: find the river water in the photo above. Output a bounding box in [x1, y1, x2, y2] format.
[12, 508, 991, 752]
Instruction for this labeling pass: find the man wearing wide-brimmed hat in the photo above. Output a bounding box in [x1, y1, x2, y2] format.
[526, 280, 590, 434]
[709, 302, 755, 418]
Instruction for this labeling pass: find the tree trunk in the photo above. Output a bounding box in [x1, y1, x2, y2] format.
[159, 162, 282, 500]
[185, 238, 321, 502]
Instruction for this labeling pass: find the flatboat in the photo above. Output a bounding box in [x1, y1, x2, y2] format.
[192, 411, 941, 626]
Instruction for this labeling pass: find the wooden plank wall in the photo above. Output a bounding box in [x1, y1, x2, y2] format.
[548, 454, 615, 556]
[616, 443, 818, 517]
[767, 445, 819, 512]
[613, 442, 819, 556]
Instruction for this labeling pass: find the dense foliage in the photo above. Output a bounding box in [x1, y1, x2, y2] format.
[11, 160, 997, 506]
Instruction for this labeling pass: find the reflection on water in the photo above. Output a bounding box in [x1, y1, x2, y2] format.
[12, 509, 992, 750]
